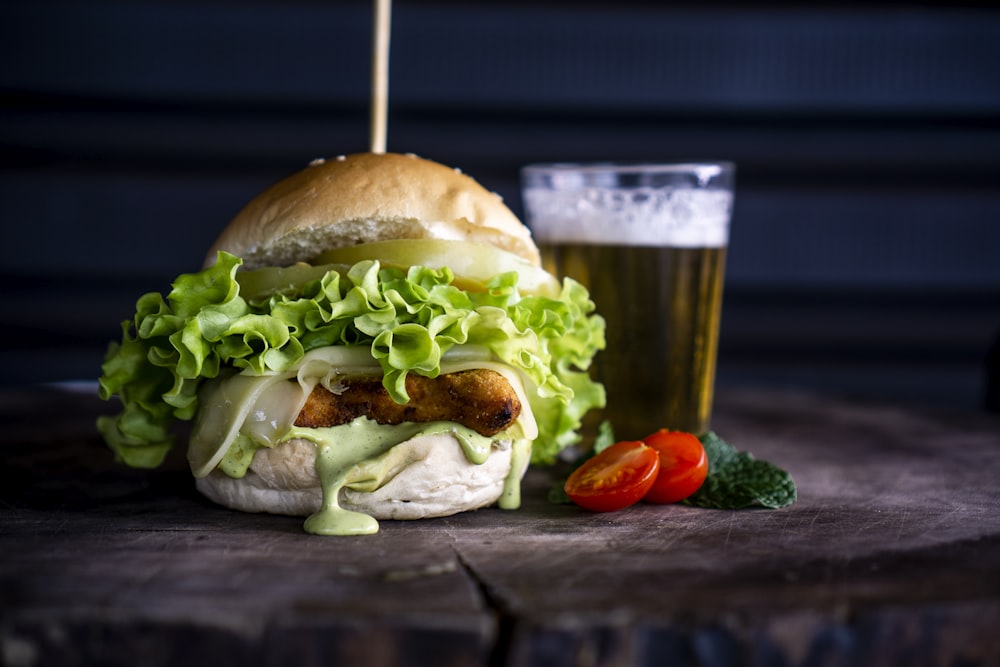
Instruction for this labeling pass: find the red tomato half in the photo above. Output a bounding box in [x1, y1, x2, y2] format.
[642, 430, 709, 504]
[564, 441, 661, 512]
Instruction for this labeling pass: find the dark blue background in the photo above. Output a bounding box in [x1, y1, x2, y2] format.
[3, 0, 999, 411]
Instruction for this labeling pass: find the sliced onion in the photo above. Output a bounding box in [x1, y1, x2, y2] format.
[314, 239, 561, 297]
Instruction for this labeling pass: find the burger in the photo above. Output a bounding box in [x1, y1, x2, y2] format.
[97, 152, 605, 535]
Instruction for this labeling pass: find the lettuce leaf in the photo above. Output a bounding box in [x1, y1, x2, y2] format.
[98, 252, 605, 468]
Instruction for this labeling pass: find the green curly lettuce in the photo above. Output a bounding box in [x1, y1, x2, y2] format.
[97, 252, 605, 469]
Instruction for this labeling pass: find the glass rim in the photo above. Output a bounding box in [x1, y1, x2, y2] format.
[521, 161, 735, 177]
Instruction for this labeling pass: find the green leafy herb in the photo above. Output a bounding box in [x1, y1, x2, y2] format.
[682, 432, 796, 509]
[592, 420, 616, 454]
[548, 480, 573, 505]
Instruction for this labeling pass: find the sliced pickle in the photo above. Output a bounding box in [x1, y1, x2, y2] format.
[313, 239, 561, 297]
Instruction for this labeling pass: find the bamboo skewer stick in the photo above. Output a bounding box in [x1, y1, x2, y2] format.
[370, 0, 391, 154]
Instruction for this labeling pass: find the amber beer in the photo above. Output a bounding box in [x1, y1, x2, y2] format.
[523, 162, 734, 440]
[541, 243, 725, 437]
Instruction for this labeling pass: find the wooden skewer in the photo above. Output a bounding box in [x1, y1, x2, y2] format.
[370, 0, 391, 154]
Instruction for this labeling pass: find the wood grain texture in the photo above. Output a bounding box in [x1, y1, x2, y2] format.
[1, 386, 998, 666]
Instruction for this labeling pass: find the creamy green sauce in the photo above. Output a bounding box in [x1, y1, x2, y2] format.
[217, 434, 259, 478]
[499, 438, 531, 510]
[274, 419, 520, 536]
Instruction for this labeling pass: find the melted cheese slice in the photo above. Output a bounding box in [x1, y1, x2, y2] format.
[187, 345, 537, 478]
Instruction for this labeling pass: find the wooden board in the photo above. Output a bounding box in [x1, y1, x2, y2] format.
[1, 385, 998, 666]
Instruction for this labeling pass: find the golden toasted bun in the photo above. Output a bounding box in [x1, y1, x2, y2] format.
[205, 152, 540, 270]
[194, 432, 529, 520]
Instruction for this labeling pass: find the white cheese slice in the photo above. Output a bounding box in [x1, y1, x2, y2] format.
[187, 344, 538, 478]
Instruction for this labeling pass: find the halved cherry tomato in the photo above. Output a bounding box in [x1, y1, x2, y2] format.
[642, 430, 708, 504]
[564, 441, 661, 512]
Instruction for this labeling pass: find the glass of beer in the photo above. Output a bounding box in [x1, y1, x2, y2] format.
[520, 162, 735, 440]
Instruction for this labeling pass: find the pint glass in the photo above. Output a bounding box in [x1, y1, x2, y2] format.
[521, 162, 734, 439]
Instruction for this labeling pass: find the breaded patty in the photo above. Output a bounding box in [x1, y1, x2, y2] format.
[294, 369, 522, 437]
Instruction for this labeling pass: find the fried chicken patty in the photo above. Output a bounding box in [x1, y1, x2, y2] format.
[294, 369, 522, 437]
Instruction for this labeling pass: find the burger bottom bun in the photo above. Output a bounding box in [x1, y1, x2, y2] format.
[194, 431, 529, 521]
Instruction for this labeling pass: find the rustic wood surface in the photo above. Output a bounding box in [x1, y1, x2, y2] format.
[1, 385, 998, 667]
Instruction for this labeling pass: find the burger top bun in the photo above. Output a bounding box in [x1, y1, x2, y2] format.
[205, 152, 540, 270]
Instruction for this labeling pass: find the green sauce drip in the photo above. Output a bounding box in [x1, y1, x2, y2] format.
[281, 419, 517, 536]
[499, 438, 531, 510]
[217, 434, 262, 478]
[304, 437, 381, 536]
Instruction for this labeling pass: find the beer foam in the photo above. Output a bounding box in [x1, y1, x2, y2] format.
[523, 187, 732, 248]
